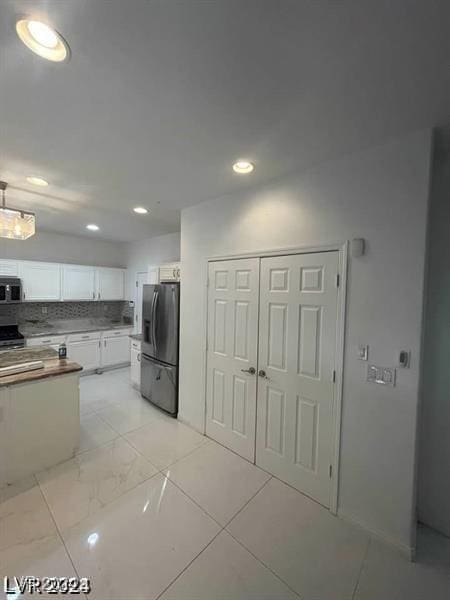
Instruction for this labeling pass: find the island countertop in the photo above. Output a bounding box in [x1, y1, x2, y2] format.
[0, 346, 82, 387]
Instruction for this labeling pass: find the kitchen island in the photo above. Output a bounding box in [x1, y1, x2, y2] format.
[0, 347, 82, 486]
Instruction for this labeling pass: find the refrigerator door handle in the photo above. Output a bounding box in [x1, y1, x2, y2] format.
[152, 290, 159, 355]
[149, 290, 156, 347]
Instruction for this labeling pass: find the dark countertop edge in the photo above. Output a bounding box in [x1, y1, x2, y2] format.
[129, 334, 142, 341]
[0, 359, 83, 388]
[22, 323, 133, 338]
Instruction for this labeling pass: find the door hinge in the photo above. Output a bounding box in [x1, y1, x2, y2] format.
[205, 338, 208, 351]
[206, 277, 210, 288]
[335, 274, 340, 288]
[329, 465, 333, 478]
[332, 370, 336, 383]
[136, 281, 138, 288]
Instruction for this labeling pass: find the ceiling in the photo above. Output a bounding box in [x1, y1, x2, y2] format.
[1, 0, 450, 242]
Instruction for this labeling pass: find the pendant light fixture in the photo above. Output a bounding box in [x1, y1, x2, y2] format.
[0, 181, 36, 240]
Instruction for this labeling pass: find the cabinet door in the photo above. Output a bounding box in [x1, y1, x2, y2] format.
[27, 335, 66, 348]
[148, 266, 160, 285]
[97, 268, 125, 300]
[62, 265, 96, 301]
[130, 347, 141, 388]
[19, 261, 61, 301]
[0, 260, 18, 276]
[102, 335, 130, 366]
[67, 339, 101, 371]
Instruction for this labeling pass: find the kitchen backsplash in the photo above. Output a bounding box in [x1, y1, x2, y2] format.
[0, 301, 133, 324]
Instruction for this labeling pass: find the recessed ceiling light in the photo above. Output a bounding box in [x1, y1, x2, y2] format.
[86, 224, 99, 231]
[133, 207, 149, 214]
[232, 160, 255, 174]
[16, 19, 70, 62]
[26, 176, 48, 187]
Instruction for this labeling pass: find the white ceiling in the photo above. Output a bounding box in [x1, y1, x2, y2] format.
[1, 0, 450, 242]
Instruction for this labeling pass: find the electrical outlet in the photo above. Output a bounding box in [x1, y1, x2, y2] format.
[41, 306, 48, 315]
[367, 365, 396, 387]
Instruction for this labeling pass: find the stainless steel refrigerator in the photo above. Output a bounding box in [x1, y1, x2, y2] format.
[141, 282, 180, 416]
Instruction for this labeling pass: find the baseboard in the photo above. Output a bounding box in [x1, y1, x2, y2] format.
[338, 510, 415, 560]
[177, 413, 204, 434]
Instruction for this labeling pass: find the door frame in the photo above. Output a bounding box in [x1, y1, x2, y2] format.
[202, 241, 348, 514]
[134, 271, 148, 335]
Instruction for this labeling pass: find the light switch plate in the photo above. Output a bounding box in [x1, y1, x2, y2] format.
[367, 365, 396, 387]
[357, 344, 369, 361]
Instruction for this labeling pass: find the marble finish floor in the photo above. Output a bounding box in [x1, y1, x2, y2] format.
[1, 368, 449, 599]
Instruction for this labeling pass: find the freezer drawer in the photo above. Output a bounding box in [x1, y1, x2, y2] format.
[141, 354, 178, 416]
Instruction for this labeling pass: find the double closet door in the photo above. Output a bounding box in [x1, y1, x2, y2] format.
[206, 251, 339, 507]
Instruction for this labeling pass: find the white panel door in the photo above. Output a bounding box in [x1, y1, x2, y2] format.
[62, 265, 96, 301]
[97, 268, 125, 300]
[256, 252, 339, 507]
[19, 261, 61, 301]
[206, 259, 259, 461]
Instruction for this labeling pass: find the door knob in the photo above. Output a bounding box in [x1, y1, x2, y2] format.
[241, 367, 256, 375]
[258, 369, 269, 379]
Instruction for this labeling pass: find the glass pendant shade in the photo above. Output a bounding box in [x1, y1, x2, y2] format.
[0, 182, 36, 240]
[0, 207, 36, 240]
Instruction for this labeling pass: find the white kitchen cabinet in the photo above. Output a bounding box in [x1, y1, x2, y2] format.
[67, 340, 101, 372]
[148, 266, 160, 284]
[66, 331, 101, 372]
[159, 262, 181, 282]
[96, 268, 125, 300]
[19, 261, 61, 301]
[0, 260, 18, 276]
[130, 339, 141, 389]
[62, 265, 96, 301]
[101, 330, 131, 367]
[27, 335, 66, 351]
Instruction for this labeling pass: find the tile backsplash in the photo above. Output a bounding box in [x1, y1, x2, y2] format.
[0, 301, 133, 324]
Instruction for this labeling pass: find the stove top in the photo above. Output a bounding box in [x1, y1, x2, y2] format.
[0, 324, 25, 349]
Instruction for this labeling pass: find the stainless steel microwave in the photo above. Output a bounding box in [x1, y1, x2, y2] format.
[0, 277, 22, 303]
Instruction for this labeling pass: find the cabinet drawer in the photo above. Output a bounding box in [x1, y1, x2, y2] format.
[67, 331, 101, 343]
[27, 335, 66, 347]
[102, 328, 132, 338]
[130, 340, 141, 351]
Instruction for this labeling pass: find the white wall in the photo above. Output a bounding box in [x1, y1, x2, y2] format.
[125, 232, 180, 299]
[179, 129, 432, 553]
[418, 147, 450, 536]
[0, 230, 126, 268]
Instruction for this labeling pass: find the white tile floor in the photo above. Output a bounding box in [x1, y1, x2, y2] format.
[1, 367, 449, 599]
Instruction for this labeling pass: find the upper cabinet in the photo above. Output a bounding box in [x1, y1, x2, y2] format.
[19, 261, 61, 301]
[0, 260, 19, 277]
[148, 266, 160, 284]
[6, 259, 126, 302]
[62, 265, 96, 301]
[153, 262, 181, 283]
[96, 267, 125, 300]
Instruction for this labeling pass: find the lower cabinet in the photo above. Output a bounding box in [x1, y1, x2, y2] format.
[130, 340, 141, 389]
[67, 340, 101, 371]
[27, 335, 66, 351]
[27, 328, 133, 373]
[102, 332, 130, 367]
